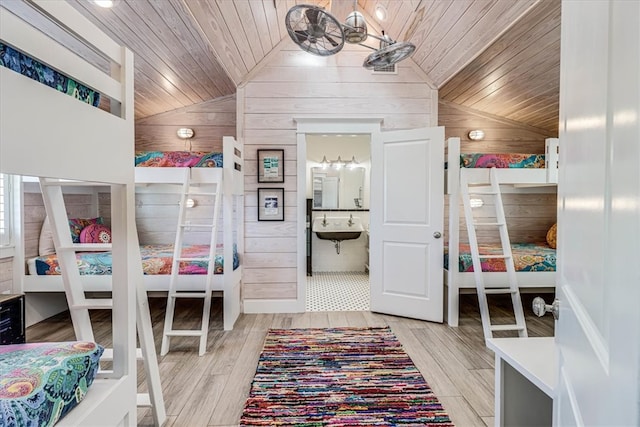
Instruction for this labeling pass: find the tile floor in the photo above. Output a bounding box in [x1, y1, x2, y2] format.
[306, 271, 370, 311]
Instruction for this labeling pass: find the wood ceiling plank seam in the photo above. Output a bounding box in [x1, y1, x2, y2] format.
[154, 0, 234, 97]
[273, 0, 294, 51]
[244, 81, 432, 98]
[420, 0, 503, 79]
[250, 63, 428, 83]
[233, 1, 266, 64]
[417, 0, 495, 76]
[399, 0, 433, 42]
[413, 0, 476, 68]
[243, 97, 431, 114]
[438, 0, 560, 99]
[215, 0, 258, 72]
[183, 0, 247, 85]
[249, 0, 276, 54]
[506, 91, 560, 125]
[71, 2, 196, 111]
[123, 0, 217, 104]
[446, 22, 561, 106]
[439, 100, 555, 136]
[135, 96, 236, 126]
[383, 2, 415, 45]
[406, 0, 455, 61]
[262, 0, 283, 47]
[165, 0, 236, 95]
[463, 38, 560, 109]
[485, 59, 560, 118]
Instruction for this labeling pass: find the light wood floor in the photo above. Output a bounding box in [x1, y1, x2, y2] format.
[26, 293, 554, 427]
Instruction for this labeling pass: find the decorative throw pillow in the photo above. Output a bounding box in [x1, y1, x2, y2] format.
[38, 216, 55, 256]
[80, 224, 112, 244]
[546, 223, 557, 249]
[68, 217, 103, 243]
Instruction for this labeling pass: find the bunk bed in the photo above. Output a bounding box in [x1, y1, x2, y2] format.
[0, 0, 140, 425]
[445, 137, 559, 327]
[19, 137, 244, 331]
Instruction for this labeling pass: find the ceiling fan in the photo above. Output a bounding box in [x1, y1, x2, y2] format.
[284, 4, 416, 69]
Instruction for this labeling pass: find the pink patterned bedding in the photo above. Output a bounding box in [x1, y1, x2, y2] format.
[134, 151, 223, 167]
[460, 153, 545, 168]
[444, 242, 556, 272]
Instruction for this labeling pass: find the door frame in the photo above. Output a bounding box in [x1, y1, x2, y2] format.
[293, 117, 383, 312]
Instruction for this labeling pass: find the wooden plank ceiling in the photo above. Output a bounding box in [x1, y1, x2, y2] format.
[4, 0, 560, 131]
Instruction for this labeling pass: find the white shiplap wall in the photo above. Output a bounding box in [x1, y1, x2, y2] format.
[239, 41, 437, 303]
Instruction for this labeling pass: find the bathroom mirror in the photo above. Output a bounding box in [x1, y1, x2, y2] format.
[312, 167, 365, 210]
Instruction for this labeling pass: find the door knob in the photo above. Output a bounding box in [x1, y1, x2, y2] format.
[433, 231, 442, 239]
[532, 297, 559, 320]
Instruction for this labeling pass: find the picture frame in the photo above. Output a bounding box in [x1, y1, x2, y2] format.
[258, 188, 285, 221]
[257, 149, 285, 183]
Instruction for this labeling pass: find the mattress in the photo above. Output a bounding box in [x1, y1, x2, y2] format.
[444, 242, 556, 272]
[460, 153, 546, 168]
[29, 244, 239, 276]
[0, 42, 101, 107]
[135, 151, 223, 167]
[0, 341, 103, 427]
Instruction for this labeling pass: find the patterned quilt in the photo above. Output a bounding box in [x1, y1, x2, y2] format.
[460, 153, 546, 168]
[444, 242, 556, 272]
[0, 43, 101, 107]
[0, 342, 103, 427]
[134, 151, 223, 167]
[33, 244, 239, 276]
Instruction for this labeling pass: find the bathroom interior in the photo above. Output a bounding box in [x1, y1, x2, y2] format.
[305, 134, 371, 311]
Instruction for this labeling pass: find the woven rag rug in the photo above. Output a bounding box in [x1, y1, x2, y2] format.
[240, 326, 453, 426]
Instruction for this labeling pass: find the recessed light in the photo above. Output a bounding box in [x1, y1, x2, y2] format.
[93, 0, 115, 8]
[375, 4, 387, 21]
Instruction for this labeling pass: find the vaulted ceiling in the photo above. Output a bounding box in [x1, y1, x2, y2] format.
[4, 0, 560, 133]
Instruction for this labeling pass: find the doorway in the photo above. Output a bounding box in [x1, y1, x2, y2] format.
[305, 134, 372, 311]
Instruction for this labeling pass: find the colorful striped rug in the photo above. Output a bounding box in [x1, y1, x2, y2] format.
[240, 327, 454, 426]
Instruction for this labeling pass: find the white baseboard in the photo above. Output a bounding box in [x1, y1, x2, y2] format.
[243, 298, 304, 314]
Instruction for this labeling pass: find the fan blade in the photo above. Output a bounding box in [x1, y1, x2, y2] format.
[324, 34, 339, 47]
[293, 30, 309, 43]
[305, 8, 321, 25]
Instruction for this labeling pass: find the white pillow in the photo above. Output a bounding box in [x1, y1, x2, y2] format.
[38, 216, 55, 256]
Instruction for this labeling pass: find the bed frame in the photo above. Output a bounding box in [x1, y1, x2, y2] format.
[1, 0, 138, 425]
[21, 137, 244, 330]
[445, 137, 559, 327]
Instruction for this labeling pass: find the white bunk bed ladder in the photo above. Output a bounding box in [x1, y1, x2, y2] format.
[161, 168, 222, 356]
[38, 178, 166, 426]
[460, 168, 528, 344]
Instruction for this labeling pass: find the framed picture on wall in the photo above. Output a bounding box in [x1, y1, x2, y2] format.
[258, 188, 285, 221]
[257, 149, 284, 183]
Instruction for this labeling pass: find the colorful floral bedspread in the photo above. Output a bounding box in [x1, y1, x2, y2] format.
[134, 151, 223, 167]
[460, 153, 546, 168]
[0, 43, 101, 107]
[33, 244, 239, 276]
[444, 242, 556, 272]
[0, 341, 103, 427]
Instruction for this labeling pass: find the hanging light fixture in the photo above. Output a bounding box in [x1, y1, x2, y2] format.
[348, 156, 359, 169]
[321, 155, 330, 169]
[333, 156, 345, 170]
[285, 4, 416, 69]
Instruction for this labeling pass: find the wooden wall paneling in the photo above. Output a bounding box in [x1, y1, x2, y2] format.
[262, 0, 284, 47]
[233, 1, 266, 61]
[242, 282, 297, 299]
[248, 0, 277, 54]
[0, 258, 13, 293]
[215, 0, 259, 71]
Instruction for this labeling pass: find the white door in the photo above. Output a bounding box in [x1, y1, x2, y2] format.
[555, 1, 640, 425]
[370, 127, 444, 322]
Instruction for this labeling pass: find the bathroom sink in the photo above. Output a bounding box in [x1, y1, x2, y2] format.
[312, 216, 364, 241]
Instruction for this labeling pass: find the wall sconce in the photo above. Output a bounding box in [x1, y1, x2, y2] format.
[319, 155, 362, 170]
[177, 128, 194, 139]
[185, 198, 196, 208]
[468, 130, 485, 141]
[348, 156, 359, 170]
[321, 156, 330, 169]
[470, 198, 484, 208]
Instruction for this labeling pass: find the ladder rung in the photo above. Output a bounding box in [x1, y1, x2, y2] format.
[186, 191, 218, 197]
[468, 189, 498, 195]
[478, 254, 511, 259]
[101, 348, 144, 362]
[165, 330, 205, 337]
[473, 222, 506, 226]
[70, 299, 113, 309]
[484, 288, 517, 295]
[137, 393, 152, 408]
[179, 223, 216, 228]
[169, 292, 208, 299]
[40, 180, 109, 187]
[490, 324, 526, 332]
